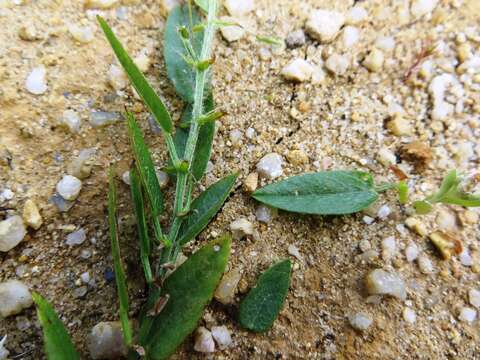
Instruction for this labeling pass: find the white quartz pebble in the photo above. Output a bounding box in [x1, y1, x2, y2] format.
[57, 175, 82, 201]
[0, 280, 33, 317]
[25, 66, 47, 95]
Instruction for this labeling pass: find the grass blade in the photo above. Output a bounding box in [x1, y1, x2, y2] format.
[97, 16, 173, 133]
[32, 292, 80, 360]
[108, 169, 133, 346]
[140, 235, 231, 359]
[178, 172, 238, 246]
[239, 260, 291, 333]
[126, 111, 169, 247]
[164, 4, 204, 103]
[130, 167, 153, 284]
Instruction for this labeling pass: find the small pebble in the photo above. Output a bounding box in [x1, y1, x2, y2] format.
[405, 243, 419, 262]
[134, 50, 151, 72]
[88, 322, 127, 360]
[219, 16, 244, 42]
[359, 240, 371, 252]
[66, 228, 87, 246]
[0, 215, 27, 252]
[25, 66, 47, 95]
[68, 24, 94, 43]
[403, 308, 416, 323]
[80, 272, 91, 284]
[325, 53, 349, 75]
[377, 147, 397, 166]
[411, 0, 438, 18]
[22, 199, 42, 230]
[108, 64, 128, 91]
[288, 244, 302, 261]
[405, 217, 428, 237]
[67, 149, 96, 180]
[458, 307, 476, 323]
[122, 171, 131, 185]
[382, 236, 397, 260]
[229, 129, 243, 145]
[60, 110, 82, 134]
[349, 313, 373, 331]
[305, 9, 345, 43]
[194, 327, 215, 353]
[417, 255, 435, 274]
[375, 36, 396, 52]
[387, 113, 412, 136]
[256, 153, 283, 179]
[215, 267, 242, 305]
[89, 111, 122, 127]
[243, 172, 258, 193]
[49, 193, 75, 212]
[363, 48, 384, 72]
[281, 59, 314, 82]
[459, 249, 473, 267]
[0, 280, 33, 317]
[345, 6, 368, 25]
[342, 26, 359, 48]
[156, 170, 169, 189]
[84, 0, 119, 9]
[0, 189, 14, 202]
[18, 23, 39, 41]
[255, 205, 276, 223]
[56, 175, 82, 201]
[365, 269, 406, 300]
[435, 210, 456, 230]
[468, 289, 480, 308]
[286, 149, 309, 165]
[229, 218, 254, 240]
[285, 29, 306, 49]
[224, 0, 254, 16]
[362, 216, 375, 225]
[73, 286, 88, 298]
[377, 205, 391, 220]
[0, 335, 9, 360]
[211, 326, 232, 350]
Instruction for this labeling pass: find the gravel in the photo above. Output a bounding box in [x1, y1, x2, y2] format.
[89, 111, 122, 127]
[66, 228, 87, 246]
[255, 205, 276, 223]
[194, 326, 215, 353]
[349, 313, 373, 331]
[325, 53, 349, 75]
[365, 269, 406, 300]
[469, 289, 480, 308]
[49, 193, 75, 212]
[67, 149, 96, 180]
[0, 216, 27, 252]
[417, 255, 435, 274]
[214, 267, 242, 305]
[60, 110, 82, 134]
[211, 325, 232, 350]
[68, 24, 95, 43]
[25, 66, 47, 95]
[458, 307, 476, 323]
[281, 59, 314, 82]
[88, 322, 127, 359]
[229, 218, 254, 240]
[56, 175, 82, 201]
[363, 48, 385, 72]
[305, 9, 344, 43]
[256, 153, 283, 179]
[22, 199, 43, 230]
[403, 308, 416, 324]
[0, 336, 8, 360]
[0, 280, 33, 317]
[219, 16, 245, 42]
[285, 30, 306, 49]
[405, 243, 420, 262]
[224, 0, 254, 16]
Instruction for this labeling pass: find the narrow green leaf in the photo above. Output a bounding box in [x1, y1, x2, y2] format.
[178, 172, 238, 246]
[252, 171, 379, 215]
[194, 0, 209, 12]
[32, 292, 80, 360]
[396, 181, 409, 204]
[174, 93, 215, 182]
[97, 16, 173, 133]
[239, 260, 291, 333]
[440, 191, 480, 207]
[164, 5, 204, 103]
[108, 169, 133, 346]
[130, 167, 153, 284]
[429, 169, 459, 201]
[413, 200, 433, 214]
[126, 112, 169, 247]
[255, 35, 284, 46]
[140, 235, 231, 359]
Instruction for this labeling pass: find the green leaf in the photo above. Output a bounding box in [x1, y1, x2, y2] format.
[194, 0, 209, 12]
[32, 292, 80, 360]
[97, 16, 173, 133]
[396, 181, 409, 204]
[252, 171, 379, 215]
[178, 172, 238, 246]
[130, 167, 153, 284]
[164, 5, 204, 103]
[413, 200, 433, 214]
[174, 94, 215, 182]
[108, 169, 133, 346]
[239, 260, 291, 333]
[126, 112, 169, 247]
[140, 235, 231, 359]
[429, 169, 459, 201]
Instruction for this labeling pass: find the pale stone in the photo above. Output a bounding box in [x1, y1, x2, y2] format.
[405, 217, 428, 237]
[0, 335, 8, 360]
[256, 153, 283, 179]
[68, 25, 94, 43]
[311, 66, 326, 84]
[88, 322, 127, 359]
[342, 26, 359, 48]
[387, 113, 412, 136]
[377, 205, 391, 219]
[67, 149, 96, 180]
[84, 0, 118, 9]
[122, 171, 131, 185]
[25, 66, 47, 95]
[18, 23, 39, 41]
[90, 111, 122, 127]
[156, 170, 169, 189]
[375, 36, 396, 52]
[288, 244, 302, 261]
[23, 199, 42, 230]
[214, 267, 242, 304]
[365, 269, 406, 300]
[468, 289, 480, 308]
[349, 313, 373, 331]
[194, 327, 215, 353]
[435, 209, 456, 230]
[418, 255, 435, 274]
[211, 326, 232, 349]
[325, 53, 349, 75]
[219, 16, 244, 42]
[66, 228, 86, 246]
[305, 9, 345, 43]
[403, 307, 416, 323]
[255, 205, 276, 223]
[363, 48, 384, 72]
[56, 175, 82, 201]
[411, 0, 438, 17]
[405, 243, 419, 262]
[281, 59, 314, 82]
[243, 172, 258, 192]
[224, 0, 254, 17]
[61, 110, 81, 133]
[229, 218, 254, 240]
[346, 6, 368, 25]
[0, 216, 26, 252]
[108, 64, 128, 91]
[285, 30, 306, 49]
[134, 50, 151, 72]
[458, 307, 476, 323]
[382, 236, 397, 260]
[0, 280, 33, 317]
[377, 148, 396, 166]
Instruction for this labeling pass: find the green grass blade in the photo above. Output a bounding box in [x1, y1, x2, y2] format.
[174, 93, 215, 182]
[239, 260, 292, 333]
[108, 169, 133, 346]
[32, 292, 80, 360]
[97, 16, 173, 133]
[178, 172, 238, 246]
[140, 235, 231, 359]
[130, 167, 153, 284]
[126, 112, 170, 247]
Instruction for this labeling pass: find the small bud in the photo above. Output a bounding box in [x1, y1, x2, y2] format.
[179, 26, 190, 39]
[198, 110, 225, 125]
[196, 57, 215, 71]
[192, 24, 205, 32]
[176, 160, 189, 173]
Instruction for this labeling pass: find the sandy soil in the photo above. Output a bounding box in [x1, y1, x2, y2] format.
[1, 0, 480, 359]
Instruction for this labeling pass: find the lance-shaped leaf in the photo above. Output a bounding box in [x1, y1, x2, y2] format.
[174, 94, 215, 182]
[97, 16, 173, 133]
[126, 112, 168, 246]
[239, 260, 291, 333]
[252, 171, 379, 215]
[32, 292, 80, 360]
[178, 172, 238, 246]
[140, 235, 231, 359]
[108, 169, 133, 346]
[130, 167, 153, 284]
[164, 4, 204, 103]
